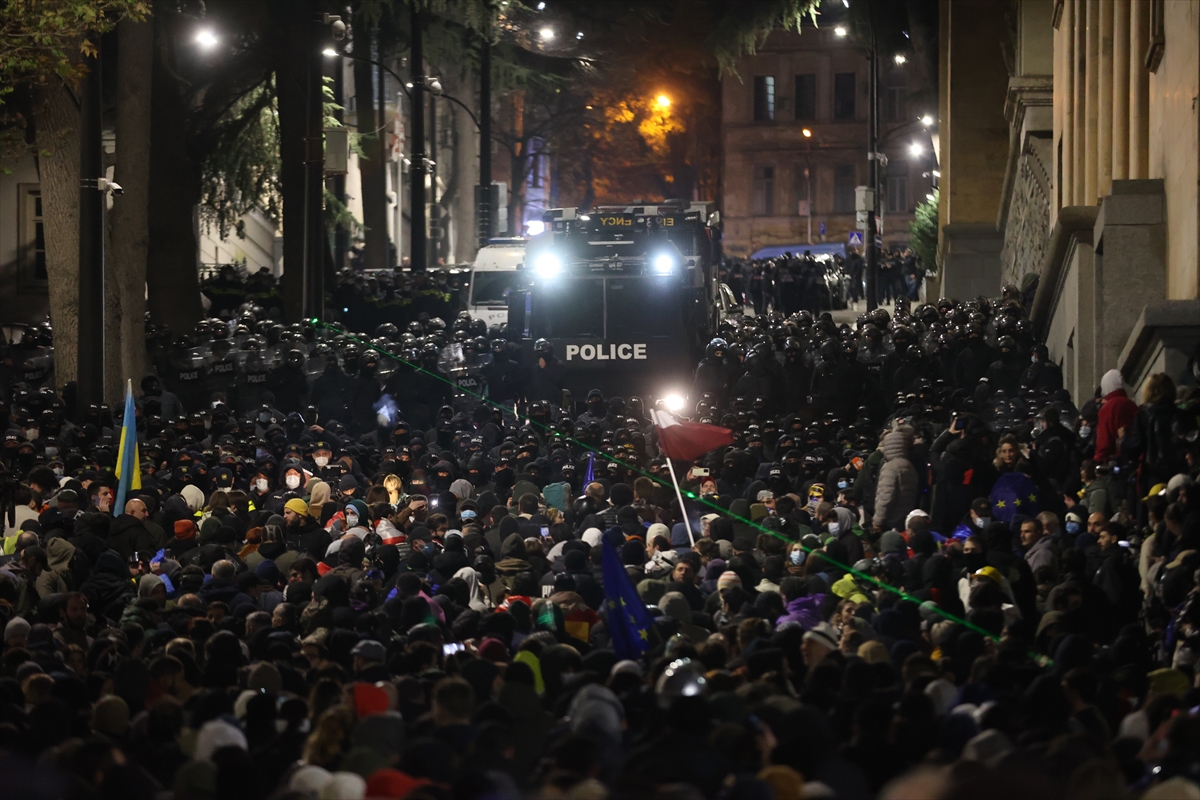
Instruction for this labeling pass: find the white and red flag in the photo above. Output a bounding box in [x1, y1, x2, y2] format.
[649, 409, 735, 461]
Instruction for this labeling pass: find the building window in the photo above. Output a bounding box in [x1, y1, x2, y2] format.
[885, 173, 909, 213]
[833, 165, 856, 213]
[833, 73, 856, 120]
[753, 76, 775, 121]
[794, 74, 816, 121]
[794, 165, 812, 215]
[753, 165, 775, 216]
[17, 184, 47, 289]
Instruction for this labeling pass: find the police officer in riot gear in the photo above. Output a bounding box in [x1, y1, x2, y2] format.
[527, 338, 565, 404]
[693, 338, 729, 407]
[267, 349, 310, 415]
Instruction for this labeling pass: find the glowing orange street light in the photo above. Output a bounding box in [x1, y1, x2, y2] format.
[801, 128, 812, 137]
[655, 94, 671, 109]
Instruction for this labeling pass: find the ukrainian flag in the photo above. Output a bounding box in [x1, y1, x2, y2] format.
[114, 379, 141, 513]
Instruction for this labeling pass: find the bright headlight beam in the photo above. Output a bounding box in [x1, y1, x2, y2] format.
[534, 252, 563, 278]
[652, 253, 674, 274]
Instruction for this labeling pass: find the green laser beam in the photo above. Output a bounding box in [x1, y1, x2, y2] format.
[320, 321, 1011, 646]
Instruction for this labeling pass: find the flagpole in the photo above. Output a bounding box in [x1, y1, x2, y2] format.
[664, 457, 695, 547]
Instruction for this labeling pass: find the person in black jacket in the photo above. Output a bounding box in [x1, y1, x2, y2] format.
[108, 499, 158, 561]
[527, 339, 565, 404]
[282, 498, 328, 560]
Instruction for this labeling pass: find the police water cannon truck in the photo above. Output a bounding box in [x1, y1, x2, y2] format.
[507, 201, 722, 404]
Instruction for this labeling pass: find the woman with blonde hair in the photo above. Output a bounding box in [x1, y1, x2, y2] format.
[993, 433, 1031, 475]
[383, 474, 403, 504]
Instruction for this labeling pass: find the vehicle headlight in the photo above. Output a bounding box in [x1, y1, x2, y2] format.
[534, 251, 563, 279]
[652, 252, 675, 275]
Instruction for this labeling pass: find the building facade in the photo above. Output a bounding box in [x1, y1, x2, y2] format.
[938, 0, 1199, 403]
[720, 24, 936, 258]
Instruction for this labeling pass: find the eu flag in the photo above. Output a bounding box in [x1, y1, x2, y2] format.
[601, 536, 653, 660]
[988, 472, 1041, 524]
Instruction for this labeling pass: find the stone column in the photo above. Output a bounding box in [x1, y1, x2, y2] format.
[1073, 0, 1087, 204]
[1084, 0, 1099, 204]
[1112, 0, 1130, 181]
[1129, 0, 1150, 179]
[1097, 0, 1113, 197]
[1093, 180, 1166, 385]
[1059, 0, 1075, 209]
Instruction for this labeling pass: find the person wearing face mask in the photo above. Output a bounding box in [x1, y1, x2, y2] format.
[250, 470, 273, 510]
[310, 442, 335, 473]
[267, 464, 307, 513]
[1062, 510, 1085, 544]
[575, 390, 611, 432]
[966, 498, 993, 531]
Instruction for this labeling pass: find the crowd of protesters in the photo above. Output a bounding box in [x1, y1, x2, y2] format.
[0, 280, 1198, 800]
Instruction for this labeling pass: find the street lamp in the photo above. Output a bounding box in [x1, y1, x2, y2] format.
[539, 27, 555, 40]
[908, 142, 924, 157]
[893, 53, 907, 65]
[655, 94, 671, 109]
[920, 114, 934, 127]
[834, 25, 848, 37]
[196, 29, 219, 49]
[801, 128, 812, 137]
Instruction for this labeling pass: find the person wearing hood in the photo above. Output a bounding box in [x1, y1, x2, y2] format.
[453, 565, 492, 612]
[873, 426, 918, 532]
[179, 484, 206, 518]
[1094, 369, 1137, 464]
[80, 551, 136, 623]
[37, 536, 76, 598]
[658, 591, 712, 643]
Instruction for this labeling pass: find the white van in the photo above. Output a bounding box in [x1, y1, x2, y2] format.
[467, 238, 528, 327]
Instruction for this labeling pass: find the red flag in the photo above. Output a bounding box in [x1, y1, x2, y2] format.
[650, 409, 735, 461]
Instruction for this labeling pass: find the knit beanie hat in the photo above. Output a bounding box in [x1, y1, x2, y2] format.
[174, 519, 197, 540]
[4, 617, 30, 642]
[717, 571, 742, 592]
[285, 498, 309, 517]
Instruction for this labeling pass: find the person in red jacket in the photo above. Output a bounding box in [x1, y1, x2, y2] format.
[1094, 369, 1138, 464]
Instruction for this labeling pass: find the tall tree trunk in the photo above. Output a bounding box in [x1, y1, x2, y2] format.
[146, 11, 202, 336]
[35, 80, 81, 388]
[354, 26, 389, 272]
[444, 65, 477, 265]
[275, 0, 319, 321]
[107, 17, 153, 402]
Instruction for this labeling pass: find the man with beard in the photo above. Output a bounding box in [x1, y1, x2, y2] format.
[283, 498, 328, 560]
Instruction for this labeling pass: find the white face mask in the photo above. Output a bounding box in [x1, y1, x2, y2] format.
[828, 522, 841, 535]
[255, 479, 269, 493]
[24, 428, 38, 440]
[314, 456, 329, 468]
[285, 474, 301, 489]
[345, 513, 359, 528]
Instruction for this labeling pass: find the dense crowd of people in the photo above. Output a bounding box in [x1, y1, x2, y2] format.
[0, 277, 1198, 800]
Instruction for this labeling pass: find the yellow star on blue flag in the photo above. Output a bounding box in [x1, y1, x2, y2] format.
[601, 532, 654, 660]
